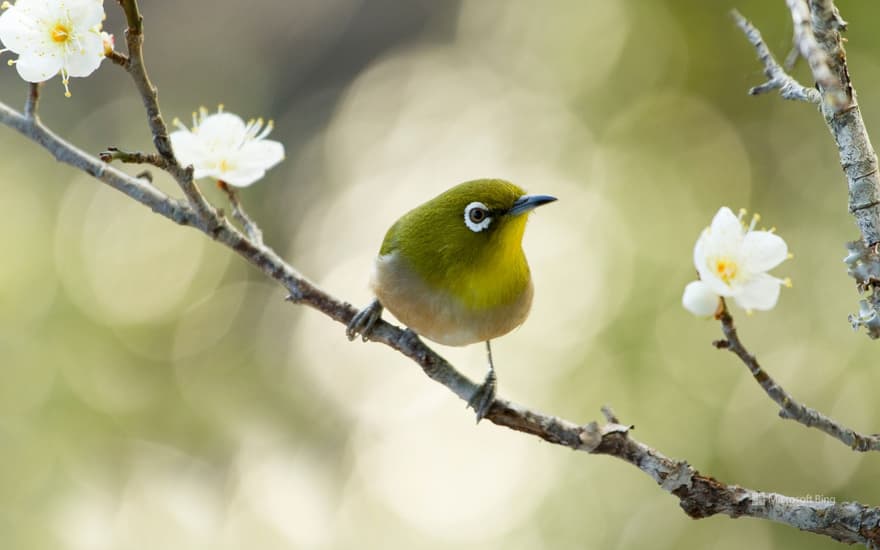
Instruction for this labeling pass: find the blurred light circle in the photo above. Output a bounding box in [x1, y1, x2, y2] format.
[600, 92, 753, 263]
[231, 446, 336, 548]
[456, 0, 629, 98]
[55, 179, 221, 325]
[351, 404, 557, 543]
[172, 282, 250, 360]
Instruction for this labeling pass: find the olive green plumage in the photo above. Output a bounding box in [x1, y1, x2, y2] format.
[367, 178, 555, 346]
[378, 179, 531, 312]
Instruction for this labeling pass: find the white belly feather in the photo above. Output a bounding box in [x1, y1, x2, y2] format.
[370, 251, 533, 346]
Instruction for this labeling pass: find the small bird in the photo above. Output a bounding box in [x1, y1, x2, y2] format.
[346, 179, 556, 420]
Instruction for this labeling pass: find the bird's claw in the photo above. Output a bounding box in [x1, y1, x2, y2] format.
[467, 368, 497, 423]
[346, 299, 383, 342]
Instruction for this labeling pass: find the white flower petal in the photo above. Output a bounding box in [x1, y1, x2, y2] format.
[682, 280, 719, 317]
[0, 6, 43, 53]
[688, 206, 791, 316]
[732, 273, 782, 311]
[237, 139, 284, 170]
[220, 167, 266, 187]
[1, 0, 106, 91]
[742, 230, 788, 273]
[707, 207, 744, 251]
[168, 107, 284, 186]
[15, 52, 61, 82]
[193, 167, 224, 181]
[697, 271, 735, 297]
[198, 113, 247, 143]
[64, 32, 103, 77]
[693, 230, 715, 280]
[67, 0, 105, 29]
[169, 130, 205, 165]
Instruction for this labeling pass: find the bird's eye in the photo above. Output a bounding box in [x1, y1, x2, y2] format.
[464, 202, 492, 233]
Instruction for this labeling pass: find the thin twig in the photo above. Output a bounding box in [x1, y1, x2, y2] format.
[99, 146, 166, 169]
[24, 82, 40, 120]
[114, 0, 217, 230]
[714, 299, 880, 451]
[106, 49, 130, 68]
[731, 11, 820, 103]
[0, 102, 195, 227]
[3, 97, 880, 545]
[218, 180, 263, 245]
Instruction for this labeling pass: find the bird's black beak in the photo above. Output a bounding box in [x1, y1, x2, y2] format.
[508, 194, 558, 216]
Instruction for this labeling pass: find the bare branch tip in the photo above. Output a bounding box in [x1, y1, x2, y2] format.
[135, 170, 153, 182]
[601, 405, 620, 424]
[729, 8, 747, 26]
[712, 339, 731, 349]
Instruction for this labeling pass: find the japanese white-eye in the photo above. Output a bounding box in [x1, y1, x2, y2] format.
[346, 178, 557, 420]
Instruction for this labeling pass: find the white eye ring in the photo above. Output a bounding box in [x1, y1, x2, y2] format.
[464, 201, 492, 233]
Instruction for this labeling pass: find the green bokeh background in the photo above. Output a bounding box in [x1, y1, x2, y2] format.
[2, 1, 880, 548]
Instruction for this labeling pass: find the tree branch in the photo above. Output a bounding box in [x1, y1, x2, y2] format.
[0, 102, 195, 227]
[114, 0, 217, 229]
[713, 299, 880, 451]
[218, 180, 264, 245]
[98, 145, 166, 169]
[735, 2, 880, 338]
[731, 11, 820, 103]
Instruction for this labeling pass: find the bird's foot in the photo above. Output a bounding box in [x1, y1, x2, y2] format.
[346, 299, 383, 342]
[467, 368, 497, 423]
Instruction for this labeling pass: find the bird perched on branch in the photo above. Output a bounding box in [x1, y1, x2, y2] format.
[346, 179, 556, 421]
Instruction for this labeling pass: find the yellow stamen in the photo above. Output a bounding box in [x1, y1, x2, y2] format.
[218, 103, 224, 112]
[787, 252, 794, 260]
[713, 257, 738, 284]
[749, 213, 761, 232]
[219, 159, 230, 172]
[1, 2, 11, 10]
[782, 277, 793, 288]
[50, 23, 70, 44]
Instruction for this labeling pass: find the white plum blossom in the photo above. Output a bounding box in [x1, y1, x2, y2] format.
[683, 206, 791, 317]
[169, 106, 285, 188]
[0, 0, 107, 97]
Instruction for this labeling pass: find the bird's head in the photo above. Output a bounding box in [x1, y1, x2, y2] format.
[386, 179, 557, 280]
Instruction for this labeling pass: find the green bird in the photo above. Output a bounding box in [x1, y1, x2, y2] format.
[346, 179, 557, 420]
